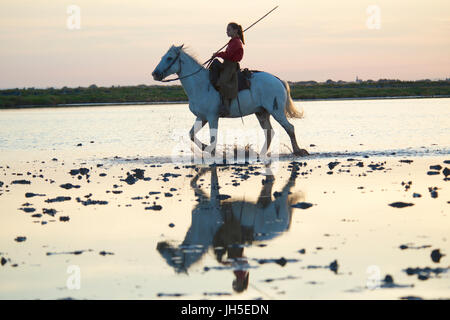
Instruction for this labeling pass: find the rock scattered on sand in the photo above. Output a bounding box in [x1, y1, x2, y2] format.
[75, 197, 108, 206]
[329, 260, 339, 274]
[25, 192, 46, 198]
[145, 204, 163, 211]
[255, 257, 298, 266]
[14, 236, 27, 242]
[60, 183, 81, 190]
[389, 202, 414, 208]
[168, 223, 175, 228]
[99, 251, 114, 256]
[429, 165, 442, 171]
[404, 266, 450, 281]
[11, 180, 31, 185]
[59, 216, 70, 222]
[45, 196, 71, 203]
[443, 167, 450, 176]
[46, 249, 92, 256]
[399, 244, 431, 250]
[328, 162, 340, 170]
[1, 257, 7, 266]
[291, 202, 313, 209]
[431, 249, 445, 263]
[43, 208, 57, 216]
[428, 187, 438, 198]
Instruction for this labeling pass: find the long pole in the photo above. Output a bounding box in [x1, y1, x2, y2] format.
[204, 5, 279, 65]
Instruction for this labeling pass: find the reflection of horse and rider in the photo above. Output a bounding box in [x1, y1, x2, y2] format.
[157, 165, 304, 293]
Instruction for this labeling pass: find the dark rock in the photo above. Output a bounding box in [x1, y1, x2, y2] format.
[25, 192, 46, 198]
[60, 183, 80, 190]
[169, 223, 175, 228]
[19, 207, 36, 213]
[43, 208, 57, 216]
[145, 205, 163, 211]
[389, 202, 414, 208]
[291, 202, 313, 209]
[329, 260, 339, 273]
[328, 161, 340, 170]
[69, 169, 80, 176]
[429, 165, 442, 171]
[99, 251, 114, 256]
[45, 196, 71, 203]
[431, 249, 444, 263]
[132, 169, 145, 180]
[1, 257, 7, 266]
[121, 174, 136, 185]
[59, 216, 70, 222]
[443, 167, 450, 177]
[11, 180, 31, 185]
[14, 236, 27, 242]
[412, 193, 421, 198]
[76, 198, 108, 206]
[298, 249, 306, 254]
[383, 274, 394, 284]
[427, 171, 440, 176]
[275, 257, 287, 267]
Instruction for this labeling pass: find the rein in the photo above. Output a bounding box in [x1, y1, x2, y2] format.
[161, 50, 206, 83]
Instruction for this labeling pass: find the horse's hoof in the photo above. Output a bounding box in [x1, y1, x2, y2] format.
[294, 149, 309, 157]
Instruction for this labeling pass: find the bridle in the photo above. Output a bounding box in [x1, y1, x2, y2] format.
[160, 48, 209, 83]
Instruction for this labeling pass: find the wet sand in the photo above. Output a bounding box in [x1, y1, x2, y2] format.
[0, 153, 449, 300]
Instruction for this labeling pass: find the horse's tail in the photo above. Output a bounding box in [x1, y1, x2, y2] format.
[281, 80, 304, 119]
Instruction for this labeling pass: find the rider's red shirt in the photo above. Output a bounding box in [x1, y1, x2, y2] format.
[215, 37, 243, 62]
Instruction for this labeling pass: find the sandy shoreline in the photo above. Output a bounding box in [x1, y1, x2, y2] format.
[0, 153, 449, 299]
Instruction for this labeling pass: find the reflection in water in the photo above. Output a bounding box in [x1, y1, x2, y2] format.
[157, 164, 304, 293]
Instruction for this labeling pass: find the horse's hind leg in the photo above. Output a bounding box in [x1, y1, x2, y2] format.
[255, 110, 274, 156]
[271, 111, 309, 157]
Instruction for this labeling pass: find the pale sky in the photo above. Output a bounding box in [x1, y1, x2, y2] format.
[0, 0, 449, 88]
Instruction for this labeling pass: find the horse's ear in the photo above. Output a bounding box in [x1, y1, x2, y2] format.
[179, 44, 184, 50]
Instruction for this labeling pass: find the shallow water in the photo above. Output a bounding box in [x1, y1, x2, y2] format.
[0, 98, 449, 300]
[0, 98, 448, 162]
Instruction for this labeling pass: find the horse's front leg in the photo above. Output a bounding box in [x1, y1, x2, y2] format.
[204, 117, 219, 160]
[189, 117, 207, 151]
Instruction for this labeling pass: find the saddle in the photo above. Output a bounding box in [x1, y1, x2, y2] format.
[209, 65, 261, 93]
[238, 68, 262, 91]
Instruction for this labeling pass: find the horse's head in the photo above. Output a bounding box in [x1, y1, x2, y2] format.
[152, 44, 184, 81]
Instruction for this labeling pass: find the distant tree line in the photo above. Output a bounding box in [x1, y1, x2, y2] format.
[1, 79, 449, 108]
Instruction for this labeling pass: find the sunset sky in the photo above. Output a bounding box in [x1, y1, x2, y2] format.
[0, 0, 449, 88]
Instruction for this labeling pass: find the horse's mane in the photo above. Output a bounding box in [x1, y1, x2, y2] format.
[180, 46, 204, 68]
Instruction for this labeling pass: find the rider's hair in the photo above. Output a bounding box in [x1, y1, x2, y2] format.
[228, 22, 245, 45]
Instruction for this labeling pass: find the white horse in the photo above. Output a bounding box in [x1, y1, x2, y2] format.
[152, 45, 309, 157]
